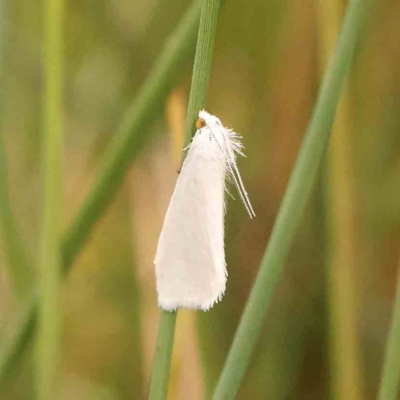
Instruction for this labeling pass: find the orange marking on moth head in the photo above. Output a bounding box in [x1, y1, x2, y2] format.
[196, 117, 206, 129]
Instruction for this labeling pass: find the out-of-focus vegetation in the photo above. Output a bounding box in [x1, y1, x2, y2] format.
[0, 0, 399, 399]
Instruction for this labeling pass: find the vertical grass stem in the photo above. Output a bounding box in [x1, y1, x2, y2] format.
[36, 0, 64, 397]
[149, 1, 221, 399]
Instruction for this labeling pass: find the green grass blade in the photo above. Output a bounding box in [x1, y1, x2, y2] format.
[212, 0, 373, 398]
[148, 311, 178, 400]
[36, 0, 64, 397]
[0, 0, 201, 384]
[377, 270, 400, 400]
[182, 0, 220, 149]
[149, 1, 221, 399]
[0, 0, 33, 300]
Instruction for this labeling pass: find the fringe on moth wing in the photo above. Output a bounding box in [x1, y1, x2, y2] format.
[222, 128, 246, 193]
[201, 287, 227, 311]
[225, 128, 245, 157]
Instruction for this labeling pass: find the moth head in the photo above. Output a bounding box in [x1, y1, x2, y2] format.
[197, 110, 222, 130]
[196, 117, 206, 129]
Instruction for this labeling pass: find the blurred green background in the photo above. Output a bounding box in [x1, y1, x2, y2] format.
[1, 0, 400, 399]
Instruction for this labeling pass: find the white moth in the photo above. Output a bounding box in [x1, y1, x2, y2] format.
[154, 110, 255, 311]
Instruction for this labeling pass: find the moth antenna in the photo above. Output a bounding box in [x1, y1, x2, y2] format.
[204, 122, 255, 219]
[226, 161, 255, 219]
[228, 160, 256, 218]
[229, 160, 256, 218]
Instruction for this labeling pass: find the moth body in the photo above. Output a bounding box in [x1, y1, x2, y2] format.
[154, 111, 253, 311]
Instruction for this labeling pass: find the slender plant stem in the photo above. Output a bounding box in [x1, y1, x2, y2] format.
[148, 311, 178, 400]
[182, 0, 220, 150]
[149, 1, 220, 399]
[0, 0, 201, 384]
[36, 0, 64, 397]
[212, 0, 372, 398]
[377, 268, 400, 400]
[0, 1, 33, 300]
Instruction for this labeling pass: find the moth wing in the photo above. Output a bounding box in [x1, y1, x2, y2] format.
[154, 144, 226, 311]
